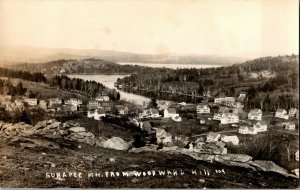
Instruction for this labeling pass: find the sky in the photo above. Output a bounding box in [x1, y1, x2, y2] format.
[0, 0, 298, 57]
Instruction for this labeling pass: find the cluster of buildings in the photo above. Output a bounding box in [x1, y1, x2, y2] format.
[138, 107, 180, 119]
[238, 121, 268, 135]
[87, 95, 129, 120]
[275, 108, 298, 120]
[0, 95, 84, 113]
[0, 93, 132, 121]
[195, 92, 298, 137]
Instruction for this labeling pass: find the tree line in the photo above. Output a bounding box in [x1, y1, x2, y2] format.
[0, 67, 47, 83]
[50, 75, 120, 100]
[0, 79, 26, 96]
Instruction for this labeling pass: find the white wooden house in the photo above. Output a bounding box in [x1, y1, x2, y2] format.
[220, 135, 239, 145]
[239, 126, 248, 134]
[15, 99, 25, 107]
[249, 72, 259, 79]
[206, 132, 221, 142]
[65, 98, 82, 106]
[95, 94, 110, 101]
[115, 105, 129, 115]
[231, 102, 244, 113]
[24, 98, 38, 106]
[49, 98, 62, 107]
[239, 126, 257, 135]
[218, 107, 230, 113]
[285, 122, 295, 130]
[156, 128, 172, 146]
[164, 108, 179, 118]
[94, 108, 106, 120]
[253, 121, 268, 132]
[289, 108, 298, 117]
[157, 101, 169, 110]
[220, 113, 239, 124]
[275, 109, 289, 120]
[213, 113, 222, 120]
[248, 109, 262, 121]
[88, 100, 100, 110]
[214, 96, 235, 106]
[238, 92, 246, 99]
[140, 108, 160, 118]
[196, 104, 210, 114]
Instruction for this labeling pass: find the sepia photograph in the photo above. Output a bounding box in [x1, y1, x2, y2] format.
[0, 0, 299, 188]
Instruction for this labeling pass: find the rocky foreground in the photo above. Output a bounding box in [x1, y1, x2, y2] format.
[0, 120, 299, 188]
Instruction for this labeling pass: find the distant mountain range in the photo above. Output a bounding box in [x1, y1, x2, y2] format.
[0, 46, 247, 66]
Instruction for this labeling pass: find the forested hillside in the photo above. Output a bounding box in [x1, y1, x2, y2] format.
[0, 67, 119, 100]
[50, 75, 120, 99]
[0, 67, 47, 83]
[118, 55, 299, 111]
[6, 59, 152, 74]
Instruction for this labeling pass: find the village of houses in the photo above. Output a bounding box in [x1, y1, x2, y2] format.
[0, 89, 299, 174]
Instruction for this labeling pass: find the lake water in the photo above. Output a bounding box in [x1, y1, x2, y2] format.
[117, 62, 219, 69]
[68, 63, 217, 105]
[68, 74, 151, 105]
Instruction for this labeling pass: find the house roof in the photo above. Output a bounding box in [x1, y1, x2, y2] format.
[24, 98, 37, 101]
[276, 109, 286, 113]
[214, 113, 221, 117]
[289, 108, 298, 113]
[248, 127, 256, 132]
[49, 98, 62, 102]
[166, 108, 177, 114]
[249, 109, 262, 116]
[239, 126, 248, 130]
[115, 105, 127, 110]
[159, 101, 168, 106]
[70, 98, 78, 101]
[156, 128, 172, 138]
[172, 115, 181, 121]
[221, 112, 238, 118]
[219, 107, 229, 113]
[207, 132, 220, 139]
[197, 104, 208, 109]
[286, 122, 295, 126]
[232, 102, 244, 107]
[63, 105, 73, 111]
[256, 121, 267, 126]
